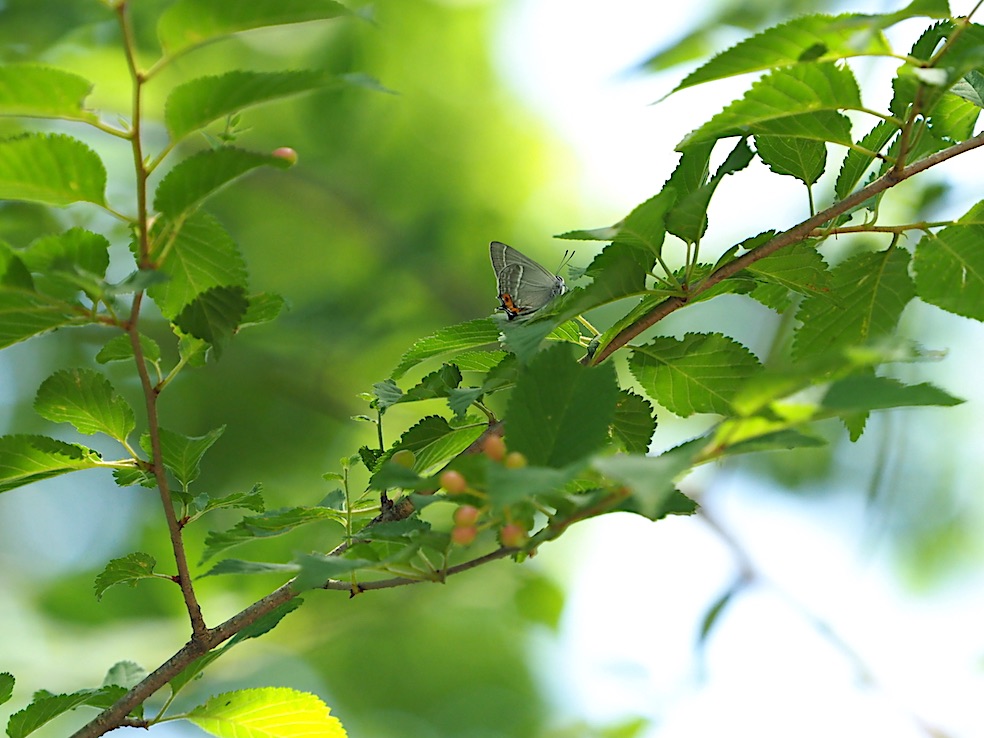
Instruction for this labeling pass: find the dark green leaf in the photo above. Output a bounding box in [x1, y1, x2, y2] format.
[34, 368, 135, 442]
[629, 333, 763, 417]
[174, 285, 249, 357]
[201, 559, 300, 577]
[0, 133, 106, 206]
[744, 242, 831, 300]
[202, 506, 345, 562]
[611, 390, 657, 454]
[835, 120, 898, 199]
[292, 553, 375, 591]
[506, 343, 619, 468]
[189, 485, 265, 519]
[0, 435, 101, 494]
[0, 672, 13, 706]
[370, 415, 485, 483]
[755, 135, 826, 185]
[6, 687, 128, 738]
[594, 447, 696, 520]
[93, 552, 157, 600]
[140, 427, 225, 490]
[241, 292, 286, 327]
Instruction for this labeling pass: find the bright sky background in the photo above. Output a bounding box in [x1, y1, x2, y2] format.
[491, 2, 984, 737]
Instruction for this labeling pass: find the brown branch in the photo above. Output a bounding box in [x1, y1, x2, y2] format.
[69, 546, 514, 737]
[589, 130, 984, 365]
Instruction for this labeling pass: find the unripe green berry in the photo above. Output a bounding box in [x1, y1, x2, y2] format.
[504, 451, 527, 469]
[390, 449, 416, 469]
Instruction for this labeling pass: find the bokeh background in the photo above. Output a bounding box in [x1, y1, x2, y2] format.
[1, 1, 983, 736]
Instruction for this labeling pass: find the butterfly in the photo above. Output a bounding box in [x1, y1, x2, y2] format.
[489, 241, 566, 320]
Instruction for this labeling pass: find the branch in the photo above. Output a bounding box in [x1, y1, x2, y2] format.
[590, 130, 984, 365]
[69, 546, 514, 738]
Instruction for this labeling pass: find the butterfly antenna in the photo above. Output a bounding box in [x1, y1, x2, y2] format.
[558, 249, 575, 273]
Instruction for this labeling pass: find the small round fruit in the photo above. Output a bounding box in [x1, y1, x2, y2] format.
[452, 525, 477, 546]
[390, 449, 416, 469]
[439, 469, 468, 495]
[453, 504, 481, 527]
[272, 147, 298, 166]
[482, 434, 506, 462]
[504, 451, 527, 469]
[500, 522, 528, 548]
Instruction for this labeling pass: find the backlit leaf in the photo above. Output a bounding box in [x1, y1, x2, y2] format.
[34, 368, 135, 442]
[0, 133, 106, 206]
[0, 64, 96, 122]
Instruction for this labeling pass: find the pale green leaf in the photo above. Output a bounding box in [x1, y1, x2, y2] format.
[755, 135, 826, 185]
[139, 426, 225, 489]
[95, 333, 162, 365]
[822, 375, 962, 412]
[202, 559, 300, 577]
[93, 552, 158, 600]
[0, 133, 106, 206]
[0, 64, 96, 122]
[103, 661, 148, 690]
[594, 446, 696, 520]
[34, 368, 135, 442]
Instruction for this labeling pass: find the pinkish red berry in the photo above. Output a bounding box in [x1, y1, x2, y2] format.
[439, 470, 468, 495]
[453, 505, 481, 527]
[451, 525, 477, 546]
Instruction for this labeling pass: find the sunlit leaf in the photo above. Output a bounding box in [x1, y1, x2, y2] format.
[913, 201, 984, 321]
[793, 248, 915, 360]
[139, 426, 226, 489]
[34, 368, 135, 442]
[629, 333, 763, 417]
[159, 0, 352, 55]
[202, 507, 345, 562]
[0, 435, 101, 494]
[369, 415, 485, 484]
[0, 64, 96, 122]
[0, 133, 106, 206]
[93, 552, 158, 600]
[678, 63, 860, 149]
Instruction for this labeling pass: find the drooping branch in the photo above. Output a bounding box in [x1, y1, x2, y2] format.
[590, 130, 984, 365]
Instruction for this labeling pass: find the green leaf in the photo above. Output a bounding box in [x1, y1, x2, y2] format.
[506, 343, 619, 468]
[189, 485, 266, 519]
[0, 271, 86, 350]
[0, 672, 13, 706]
[670, 14, 893, 94]
[950, 69, 984, 108]
[158, 0, 352, 55]
[391, 318, 500, 379]
[139, 427, 225, 490]
[744, 242, 831, 300]
[594, 448, 696, 520]
[292, 553, 376, 591]
[202, 507, 345, 562]
[6, 687, 128, 738]
[202, 559, 300, 577]
[154, 147, 291, 219]
[912, 201, 984, 321]
[369, 415, 485, 484]
[174, 285, 249, 357]
[95, 333, 162, 365]
[166, 70, 337, 140]
[793, 248, 915, 360]
[34, 368, 135, 442]
[822, 375, 962, 412]
[147, 212, 248, 320]
[611, 390, 657, 454]
[93, 552, 158, 600]
[834, 119, 898, 199]
[241, 292, 286, 327]
[629, 333, 763, 417]
[103, 661, 148, 690]
[0, 133, 106, 206]
[678, 63, 860, 149]
[666, 139, 754, 243]
[486, 463, 580, 506]
[0, 435, 101, 494]
[0, 64, 96, 122]
[514, 572, 565, 631]
[755, 135, 826, 185]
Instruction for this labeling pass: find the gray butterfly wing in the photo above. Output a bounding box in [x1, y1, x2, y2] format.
[489, 241, 566, 314]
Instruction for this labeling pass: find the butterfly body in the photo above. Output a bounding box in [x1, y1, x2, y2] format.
[489, 241, 566, 320]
